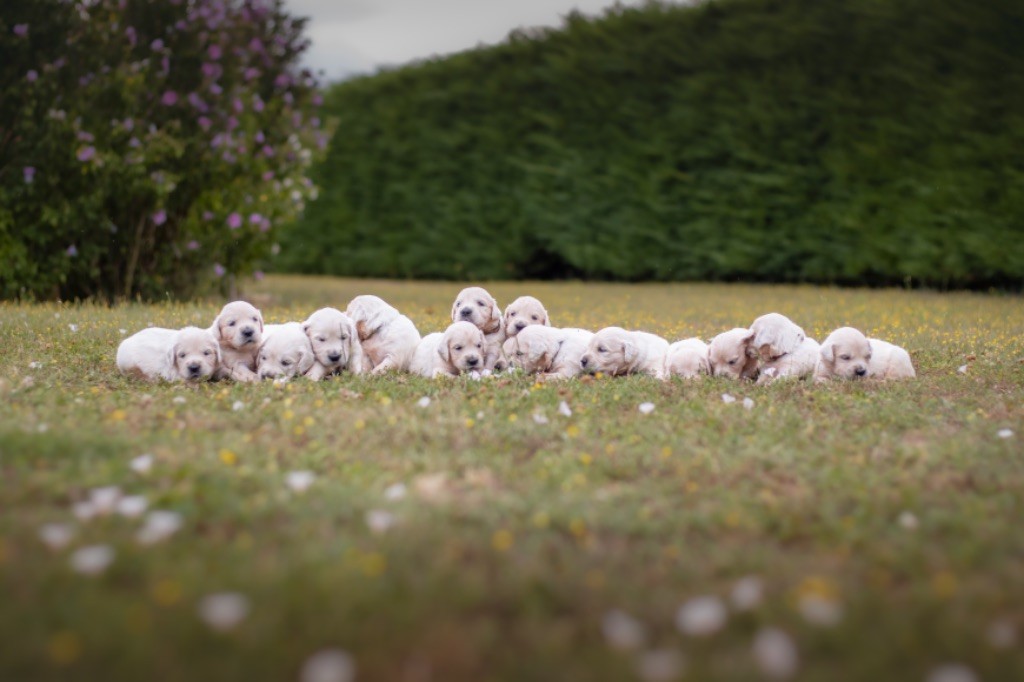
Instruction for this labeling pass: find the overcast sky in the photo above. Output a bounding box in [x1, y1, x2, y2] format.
[287, 0, 647, 82]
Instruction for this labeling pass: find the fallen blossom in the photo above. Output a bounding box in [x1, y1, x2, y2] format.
[70, 545, 114, 576]
[383, 483, 407, 501]
[72, 501, 97, 522]
[300, 649, 356, 682]
[638, 402, 655, 414]
[753, 628, 799, 679]
[676, 596, 727, 636]
[636, 649, 684, 682]
[130, 453, 153, 474]
[986, 619, 1017, 649]
[417, 396, 431, 408]
[232, 400, 245, 411]
[957, 364, 968, 374]
[898, 511, 919, 530]
[730, 575, 764, 611]
[89, 486, 122, 515]
[136, 510, 183, 545]
[532, 413, 549, 425]
[39, 523, 75, 550]
[721, 393, 736, 404]
[117, 495, 148, 518]
[743, 397, 755, 410]
[198, 593, 250, 631]
[558, 401, 572, 417]
[286, 470, 316, 493]
[365, 509, 396, 534]
[601, 609, 646, 650]
[997, 428, 1013, 439]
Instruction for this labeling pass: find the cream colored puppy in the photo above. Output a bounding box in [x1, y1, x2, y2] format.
[503, 296, 551, 338]
[257, 322, 314, 380]
[503, 325, 593, 380]
[758, 336, 821, 384]
[665, 338, 710, 379]
[345, 295, 421, 374]
[117, 326, 220, 382]
[451, 286, 505, 370]
[409, 321, 486, 378]
[302, 307, 366, 380]
[815, 327, 916, 381]
[707, 328, 759, 380]
[750, 313, 806, 360]
[579, 327, 669, 379]
[209, 301, 263, 382]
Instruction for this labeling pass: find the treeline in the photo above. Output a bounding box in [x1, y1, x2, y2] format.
[280, 0, 1024, 288]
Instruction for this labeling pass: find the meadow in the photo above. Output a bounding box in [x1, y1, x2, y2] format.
[1, 275, 1022, 681]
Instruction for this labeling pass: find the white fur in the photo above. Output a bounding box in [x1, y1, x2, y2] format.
[302, 307, 366, 381]
[257, 322, 315, 380]
[408, 321, 485, 378]
[757, 336, 820, 384]
[345, 295, 421, 373]
[665, 338, 710, 379]
[708, 328, 759, 380]
[580, 327, 669, 379]
[815, 327, 915, 381]
[503, 296, 551, 338]
[750, 313, 806, 361]
[208, 301, 264, 382]
[503, 326, 593, 380]
[451, 286, 505, 371]
[117, 326, 219, 382]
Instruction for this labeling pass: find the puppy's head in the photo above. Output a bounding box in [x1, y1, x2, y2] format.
[213, 300, 263, 351]
[437, 321, 485, 373]
[819, 327, 872, 379]
[451, 287, 501, 334]
[505, 325, 558, 373]
[303, 308, 358, 370]
[168, 327, 220, 381]
[503, 296, 550, 337]
[346, 295, 397, 341]
[667, 339, 710, 378]
[708, 328, 758, 379]
[751, 312, 806, 362]
[580, 327, 637, 376]
[258, 323, 314, 380]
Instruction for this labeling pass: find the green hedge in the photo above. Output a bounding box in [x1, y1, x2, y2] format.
[280, 0, 1024, 287]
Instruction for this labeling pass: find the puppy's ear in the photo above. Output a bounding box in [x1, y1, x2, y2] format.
[167, 342, 179, 373]
[437, 338, 452, 364]
[502, 303, 514, 325]
[622, 340, 638, 364]
[541, 307, 551, 326]
[256, 309, 264, 333]
[527, 337, 549, 364]
[820, 340, 835, 363]
[212, 313, 227, 341]
[698, 353, 711, 375]
[481, 295, 502, 334]
[450, 298, 460, 323]
[302, 322, 311, 336]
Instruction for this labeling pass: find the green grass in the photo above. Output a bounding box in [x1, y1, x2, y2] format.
[1, 276, 1022, 681]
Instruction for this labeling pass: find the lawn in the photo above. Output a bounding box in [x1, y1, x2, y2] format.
[1, 275, 1022, 682]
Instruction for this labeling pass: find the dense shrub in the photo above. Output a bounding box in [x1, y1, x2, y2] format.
[282, 0, 1024, 288]
[0, 0, 325, 300]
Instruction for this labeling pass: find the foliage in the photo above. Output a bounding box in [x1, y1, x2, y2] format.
[0, 0, 326, 301]
[282, 0, 1024, 288]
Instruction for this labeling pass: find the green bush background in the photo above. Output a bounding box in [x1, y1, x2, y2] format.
[280, 0, 1024, 288]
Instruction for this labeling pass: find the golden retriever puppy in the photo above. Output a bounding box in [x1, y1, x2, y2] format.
[209, 301, 264, 382]
[117, 326, 219, 382]
[665, 338, 710, 379]
[302, 308, 366, 381]
[451, 286, 505, 371]
[815, 327, 915, 381]
[345, 295, 421, 374]
[579, 327, 669, 379]
[757, 336, 821, 384]
[503, 325, 593, 380]
[257, 322, 315, 380]
[707, 328, 759, 380]
[503, 296, 551, 338]
[409, 321, 485, 378]
[750, 313, 806, 360]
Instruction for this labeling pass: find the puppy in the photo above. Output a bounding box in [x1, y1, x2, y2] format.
[815, 327, 916, 381]
[209, 301, 264, 382]
[451, 286, 505, 371]
[302, 308, 366, 380]
[579, 327, 669, 379]
[257, 322, 315, 380]
[749, 313, 818, 383]
[757, 336, 821, 384]
[503, 325, 593, 380]
[345, 295, 421, 373]
[117, 326, 219, 382]
[409, 321, 485, 378]
[707, 328, 759, 380]
[665, 338, 710, 379]
[503, 296, 551, 338]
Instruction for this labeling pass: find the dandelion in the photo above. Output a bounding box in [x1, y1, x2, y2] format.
[558, 401, 572, 417]
[601, 609, 646, 650]
[131, 453, 154, 474]
[366, 509, 396, 534]
[39, 523, 75, 551]
[638, 402, 656, 414]
[198, 593, 250, 631]
[636, 649, 684, 682]
[676, 596, 727, 636]
[286, 470, 316, 493]
[300, 649, 356, 682]
[752, 628, 799, 679]
[70, 545, 114, 576]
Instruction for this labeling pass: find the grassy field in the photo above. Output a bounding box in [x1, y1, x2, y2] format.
[1, 275, 1022, 682]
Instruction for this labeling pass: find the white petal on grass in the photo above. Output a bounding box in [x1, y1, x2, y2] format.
[232, 400, 245, 411]
[37, 423, 49, 433]
[743, 397, 755, 410]
[986, 619, 1017, 649]
[730, 576, 764, 611]
[676, 596, 727, 636]
[68, 324, 78, 332]
[558, 401, 572, 417]
[198, 592, 250, 631]
[117, 495, 148, 518]
[172, 396, 187, 405]
[926, 664, 979, 682]
[997, 428, 1013, 439]
[957, 364, 968, 374]
[89, 486, 122, 515]
[383, 483, 407, 501]
[899, 511, 919, 530]
[70, 545, 114, 575]
[300, 649, 356, 682]
[601, 609, 647, 651]
[417, 396, 431, 408]
[761, 367, 778, 379]
[119, 328, 127, 335]
[136, 510, 184, 545]
[286, 470, 316, 493]
[468, 370, 482, 381]
[638, 402, 656, 415]
[532, 412, 549, 425]
[72, 500, 97, 522]
[29, 361, 43, 369]
[798, 595, 843, 627]
[131, 453, 154, 474]
[39, 523, 75, 550]
[721, 393, 736, 404]
[366, 509, 396, 535]
[636, 649, 685, 682]
[753, 628, 799, 679]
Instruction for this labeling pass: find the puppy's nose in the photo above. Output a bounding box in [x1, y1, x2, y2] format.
[466, 356, 479, 367]
[241, 327, 254, 338]
[515, 321, 526, 331]
[580, 356, 589, 368]
[460, 307, 473, 318]
[187, 362, 201, 374]
[854, 366, 867, 377]
[327, 352, 342, 363]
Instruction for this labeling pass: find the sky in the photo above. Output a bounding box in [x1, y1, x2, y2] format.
[287, 0, 647, 83]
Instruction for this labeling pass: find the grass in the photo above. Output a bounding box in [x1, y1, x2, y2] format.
[1, 275, 1022, 681]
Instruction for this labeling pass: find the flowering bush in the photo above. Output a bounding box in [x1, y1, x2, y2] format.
[0, 0, 326, 300]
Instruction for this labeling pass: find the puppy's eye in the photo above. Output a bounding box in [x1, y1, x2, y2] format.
[477, 301, 485, 306]
[281, 359, 291, 366]
[728, 359, 737, 365]
[454, 345, 463, 351]
[229, 321, 236, 327]
[531, 315, 538, 321]
[597, 346, 606, 353]
[260, 355, 266, 361]
[840, 354, 851, 361]
[865, 354, 872, 361]
[516, 351, 523, 357]
[340, 335, 347, 340]
[317, 337, 325, 343]
[179, 352, 186, 358]
[203, 350, 211, 356]
[476, 343, 482, 348]
[252, 316, 258, 321]
[509, 312, 516, 317]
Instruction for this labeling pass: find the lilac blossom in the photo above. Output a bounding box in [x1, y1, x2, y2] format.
[23, 167, 36, 184]
[244, 67, 260, 81]
[14, 24, 29, 37]
[152, 210, 167, 226]
[198, 116, 212, 131]
[27, 70, 39, 82]
[161, 90, 179, 106]
[252, 96, 265, 112]
[77, 146, 96, 162]
[213, 263, 226, 277]
[151, 38, 164, 50]
[187, 240, 200, 251]
[248, 212, 263, 225]
[208, 44, 222, 60]
[227, 213, 242, 229]
[66, 245, 78, 257]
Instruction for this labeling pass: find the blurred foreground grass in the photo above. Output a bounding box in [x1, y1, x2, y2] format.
[1, 276, 1022, 681]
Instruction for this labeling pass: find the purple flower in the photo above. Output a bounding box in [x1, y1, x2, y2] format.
[209, 83, 223, 96]
[161, 90, 178, 106]
[66, 245, 78, 257]
[151, 38, 164, 50]
[259, 218, 271, 233]
[283, 92, 294, 105]
[77, 146, 96, 162]
[26, 70, 38, 82]
[232, 98, 243, 114]
[262, 145, 274, 158]
[152, 210, 167, 226]
[244, 67, 260, 81]
[123, 118, 135, 132]
[311, 117, 321, 129]
[77, 131, 94, 142]
[226, 116, 239, 131]
[186, 240, 200, 251]
[312, 94, 323, 107]
[261, 170, 274, 181]
[125, 26, 137, 47]
[252, 96, 264, 113]
[221, 152, 236, 164]
[13, 24, 29, 37]
[128, 137, 141, 148]
[175, 20, 187, 31]
[161, 57, 170, 76]
[253, 270, 265, 281]
[201, 62, 222, 79]
[202, 211, 214, 221]
[198, 116, 212, 131]
[274, 74, 291, 89]
[254, 131, 265, 143]
[207, 44, 222, 60]
[213, 263, 226, 277]
[188, 92, 207, 111]
[248, 212, 263, 225]
[23, 166, 36, 184]
[248, 37, 264, 53]
[227, 212, 242, 229]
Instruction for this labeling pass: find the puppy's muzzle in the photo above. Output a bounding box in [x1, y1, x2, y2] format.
[187, 362, 203, 377]
[514, 321, 526, 331]
[465, 355, 480, 368]
[241, 327, 255, 342]
[259, 370, 278, 380]
[580, 356, 590, 369]
[327, 352, 342, 363]
[854, 366, 867, 377]
[459, 307, 473, 319]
